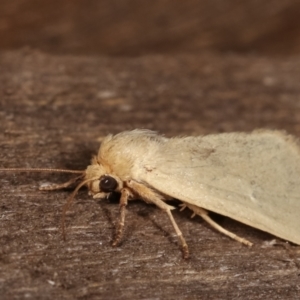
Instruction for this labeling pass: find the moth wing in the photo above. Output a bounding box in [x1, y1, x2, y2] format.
[139, 130, 300, 244]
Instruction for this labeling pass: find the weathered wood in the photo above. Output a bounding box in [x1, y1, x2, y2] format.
[1, 51, 300, 299]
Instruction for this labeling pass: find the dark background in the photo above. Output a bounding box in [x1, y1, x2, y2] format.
[1, 0, 300, 56]
[1, 1, 300, 299]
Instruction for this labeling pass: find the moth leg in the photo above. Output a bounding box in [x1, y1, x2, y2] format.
[39, 175, 84, 191]
[127, 180, 189, 259]
[183, 203, 253, 247]
[112, 188, 130, 247]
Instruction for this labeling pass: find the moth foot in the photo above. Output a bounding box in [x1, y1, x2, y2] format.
[112, 227, 123, 247]
[182, 243, 189, 259]
[39, 183, 64, 191]
[179, 204, 187, 212]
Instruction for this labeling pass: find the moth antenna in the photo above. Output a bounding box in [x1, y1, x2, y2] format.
[61, 177, 98, 240]
[0, 168, 85, 174]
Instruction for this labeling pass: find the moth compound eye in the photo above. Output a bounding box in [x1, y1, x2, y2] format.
[99, 175, 118, 192]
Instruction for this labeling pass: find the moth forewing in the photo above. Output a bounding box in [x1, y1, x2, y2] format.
[137, 130, 300, 246]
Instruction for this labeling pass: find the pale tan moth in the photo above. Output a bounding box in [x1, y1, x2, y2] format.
[1, 129, 300, 258]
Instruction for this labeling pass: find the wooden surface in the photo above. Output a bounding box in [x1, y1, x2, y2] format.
[1, 50, 300, 299]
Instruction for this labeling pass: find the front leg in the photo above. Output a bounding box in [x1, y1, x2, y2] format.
[39, 174, 84, 191]
[112, 188, 131, 246]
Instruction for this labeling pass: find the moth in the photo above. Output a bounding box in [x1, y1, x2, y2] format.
[2, 129, 300, 258]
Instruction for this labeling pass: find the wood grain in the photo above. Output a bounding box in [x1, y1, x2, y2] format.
[1, 51, 300, 299]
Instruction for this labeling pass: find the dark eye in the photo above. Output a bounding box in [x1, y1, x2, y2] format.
[99, 175, 118, 192]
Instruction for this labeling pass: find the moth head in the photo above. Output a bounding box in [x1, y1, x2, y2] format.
[84, 163, 123, 199]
